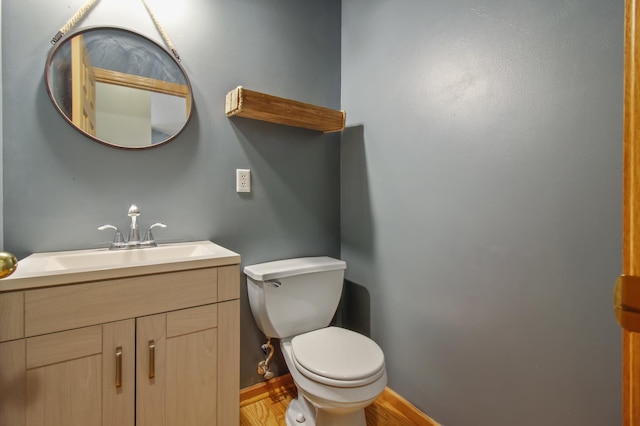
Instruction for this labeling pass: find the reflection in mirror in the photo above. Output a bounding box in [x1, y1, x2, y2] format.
[45, 27, 193, 149]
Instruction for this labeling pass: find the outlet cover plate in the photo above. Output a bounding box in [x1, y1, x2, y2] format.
[236, 169, 251, 193]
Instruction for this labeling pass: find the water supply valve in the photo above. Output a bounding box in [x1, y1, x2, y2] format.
[257, 338, 275, 380]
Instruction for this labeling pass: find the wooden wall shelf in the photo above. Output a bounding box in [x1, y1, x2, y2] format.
[225, 86, 345, 133]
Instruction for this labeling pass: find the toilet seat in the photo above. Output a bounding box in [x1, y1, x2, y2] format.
[291, 327, 385, 388]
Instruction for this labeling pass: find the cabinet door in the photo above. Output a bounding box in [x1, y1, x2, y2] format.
[102, 320, 136, 426]
[22, 320, 135, 426]
[0, 339, 26, 425]
[137, 304, 219, 426]
[217, 299, 240, 426]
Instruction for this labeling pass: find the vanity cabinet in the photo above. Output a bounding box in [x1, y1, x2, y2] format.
[0, 264, 240, 426]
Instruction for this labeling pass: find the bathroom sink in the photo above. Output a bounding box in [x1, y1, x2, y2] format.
[46, 242, 216, 271]
[1, 241, 240, 291]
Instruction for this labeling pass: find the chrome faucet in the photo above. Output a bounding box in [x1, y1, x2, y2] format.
[99, 204, 167, 250]
[127, 204, 141, 245]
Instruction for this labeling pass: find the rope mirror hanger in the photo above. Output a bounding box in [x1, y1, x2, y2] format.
[50, 0, 181, 62]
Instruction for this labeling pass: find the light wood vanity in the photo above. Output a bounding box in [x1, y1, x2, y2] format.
[0, 241, 240, 426]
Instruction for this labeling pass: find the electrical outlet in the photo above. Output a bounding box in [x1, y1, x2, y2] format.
[236, 169, 251, 193]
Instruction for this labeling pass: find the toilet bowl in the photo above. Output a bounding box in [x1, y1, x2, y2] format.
[281, 327, 387, 426]
[244, 257, 387, 426]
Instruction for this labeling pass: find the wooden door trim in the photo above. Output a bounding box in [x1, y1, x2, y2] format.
[624, 0, 640, 424]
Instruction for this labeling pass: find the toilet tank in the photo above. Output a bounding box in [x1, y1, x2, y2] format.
[244, 257, 346, 339]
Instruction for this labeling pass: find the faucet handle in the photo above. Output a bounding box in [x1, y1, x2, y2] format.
[98, 225, 126, 249]
[141, 223, 167, 247]
[127, 204, 140, 218]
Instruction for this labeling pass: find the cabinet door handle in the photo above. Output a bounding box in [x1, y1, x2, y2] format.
[149, 340, 155, 379]
[115, 347, 123, 388]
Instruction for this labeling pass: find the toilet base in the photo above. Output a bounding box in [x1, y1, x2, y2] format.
[286, 394, 315, 426]
[316, 407, 366, 426]
[285, 393, 367, 426]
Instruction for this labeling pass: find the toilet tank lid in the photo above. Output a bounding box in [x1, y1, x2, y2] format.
[244, 256, 346, 281]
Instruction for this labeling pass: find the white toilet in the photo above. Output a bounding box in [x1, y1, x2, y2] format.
[244, 257, 387, 426]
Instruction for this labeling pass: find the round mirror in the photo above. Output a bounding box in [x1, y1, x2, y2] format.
[45, 27, 193, 149]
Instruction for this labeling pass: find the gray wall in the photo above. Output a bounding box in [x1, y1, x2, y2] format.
[2, 0, 341, 388]
[341, 1, 623, 425]
[0, 0, 3, 250]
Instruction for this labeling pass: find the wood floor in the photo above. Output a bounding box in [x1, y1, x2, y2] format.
[239, 375, 437, 426]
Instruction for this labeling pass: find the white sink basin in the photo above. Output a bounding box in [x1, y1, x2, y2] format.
[2, 241, 240, 291]
[46, 242, 216, 271]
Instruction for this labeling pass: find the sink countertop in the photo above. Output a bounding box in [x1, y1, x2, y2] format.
[0, 240, 241, 292]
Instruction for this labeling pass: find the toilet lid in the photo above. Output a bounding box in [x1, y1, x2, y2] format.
[291, 327, 385, 381]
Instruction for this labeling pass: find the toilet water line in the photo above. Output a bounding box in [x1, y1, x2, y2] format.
[257, 338, 275, 380]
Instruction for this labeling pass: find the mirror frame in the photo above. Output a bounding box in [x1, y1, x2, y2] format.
[44, 26, 194, 150]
